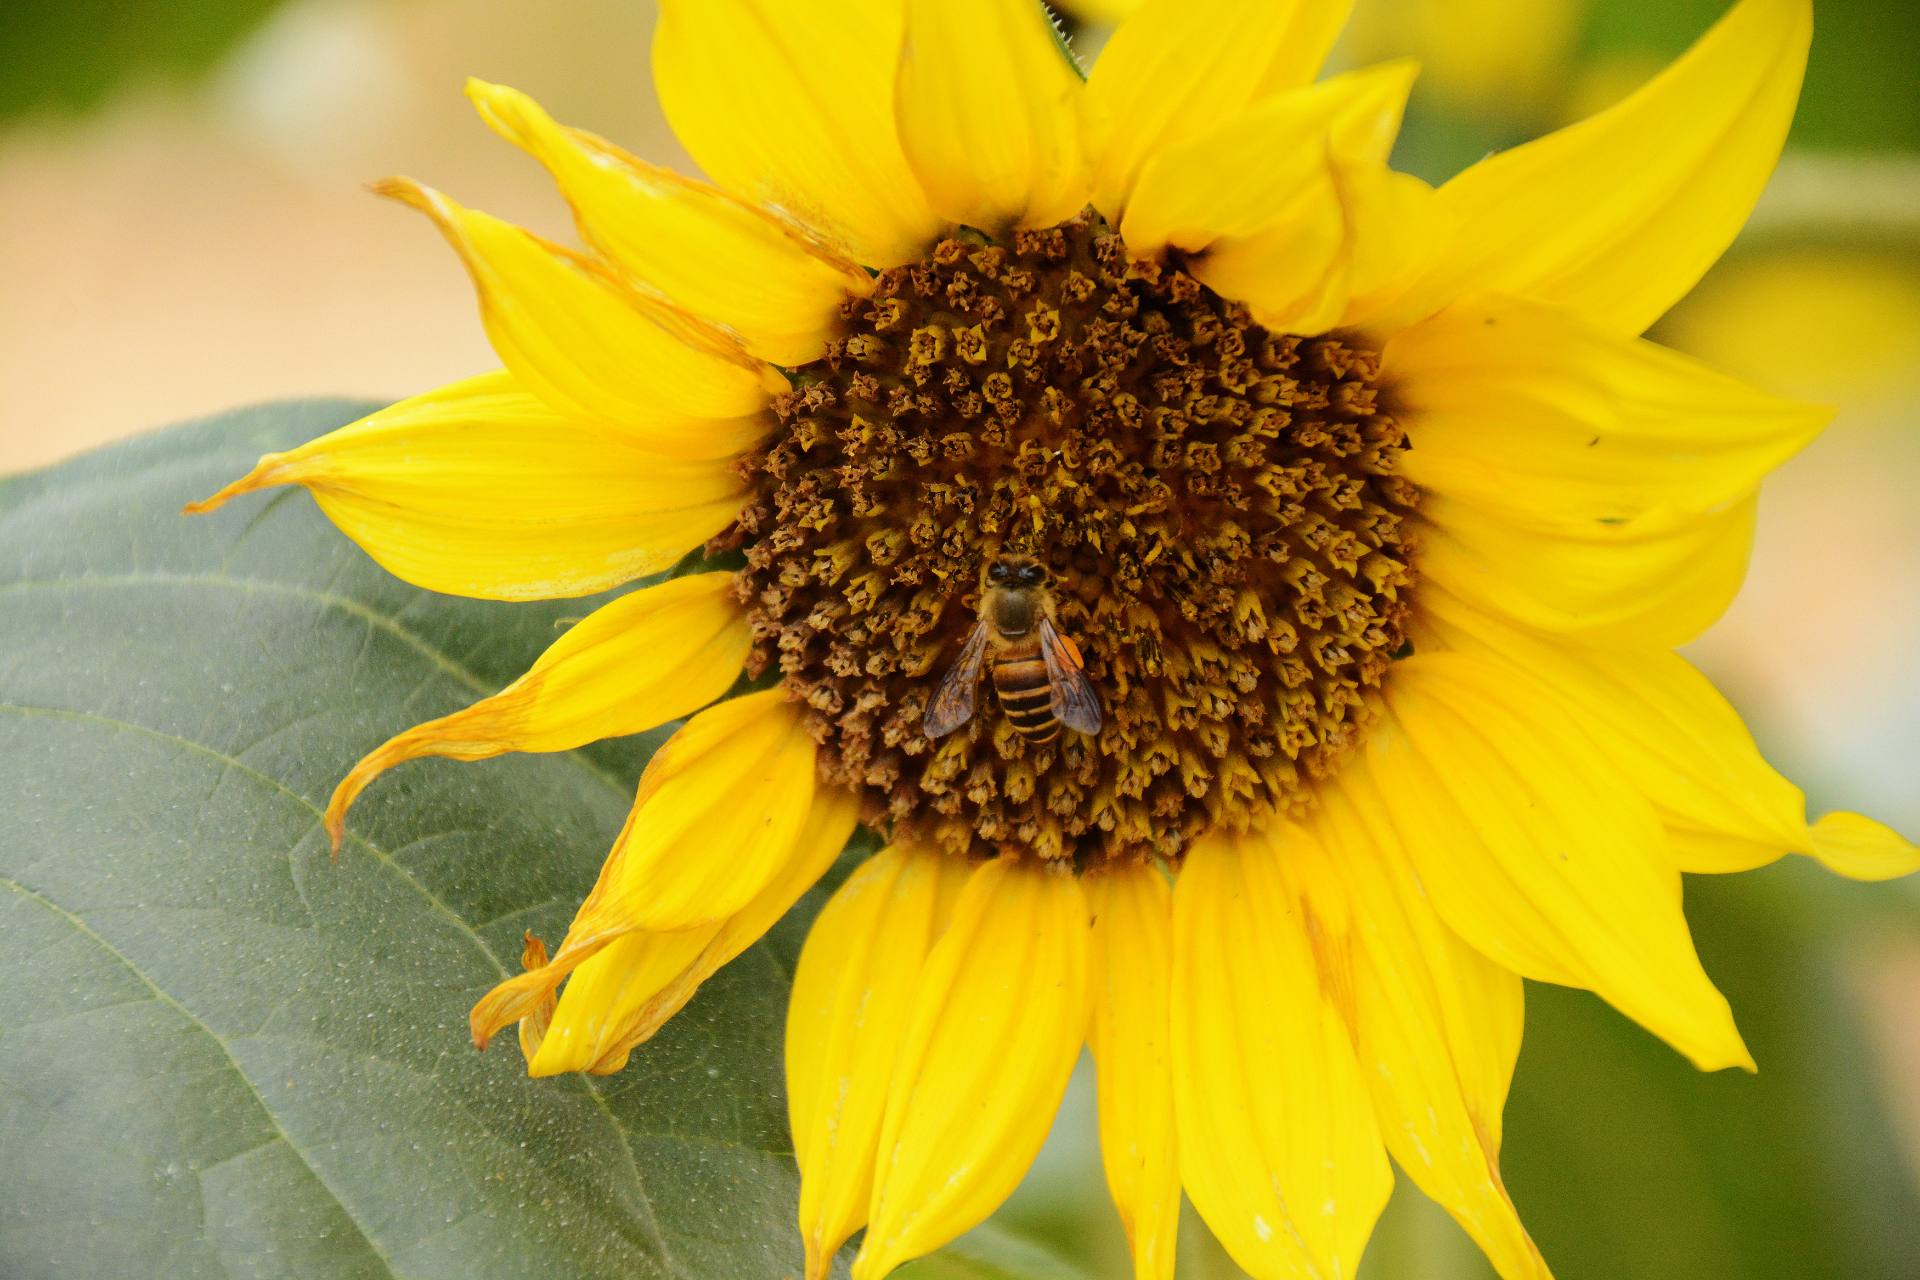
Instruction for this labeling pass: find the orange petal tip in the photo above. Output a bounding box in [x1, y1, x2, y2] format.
[181, 455, 290, 516]
[322, 806, 347, 857]
[367, 176, 442, 219]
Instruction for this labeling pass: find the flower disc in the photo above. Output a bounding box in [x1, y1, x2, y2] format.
[728, 213, 1420, 864]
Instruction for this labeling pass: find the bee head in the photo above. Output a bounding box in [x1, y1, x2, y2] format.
[985, 557, 1047, 590]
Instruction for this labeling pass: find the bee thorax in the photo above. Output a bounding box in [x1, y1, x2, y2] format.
[986, 589, 1039, 638]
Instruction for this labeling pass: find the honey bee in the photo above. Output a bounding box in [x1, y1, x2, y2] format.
[923, 556, 1102, 744]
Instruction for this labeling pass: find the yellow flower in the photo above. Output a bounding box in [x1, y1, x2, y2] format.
[187, 1, 1919, 1277]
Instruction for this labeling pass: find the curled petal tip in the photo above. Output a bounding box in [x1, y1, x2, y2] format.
[324, 748, 393, 859]
[322, 799, 348, 858]
[368, 176, 465, 242]
[464, 78, 533, 145]
[181, 454, 290, 516]
[469, 1006, 498, 1054]
[367, 176, 437, 214]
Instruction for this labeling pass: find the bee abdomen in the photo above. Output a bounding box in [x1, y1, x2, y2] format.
[992, 657, 1058, 742]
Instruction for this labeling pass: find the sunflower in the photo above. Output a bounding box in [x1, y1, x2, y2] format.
[185, 1, 1919, 1277]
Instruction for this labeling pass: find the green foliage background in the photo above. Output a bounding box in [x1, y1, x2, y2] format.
[0, 0, 291, 120]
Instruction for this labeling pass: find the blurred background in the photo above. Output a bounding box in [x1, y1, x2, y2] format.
[2, 0, 1914, 1274]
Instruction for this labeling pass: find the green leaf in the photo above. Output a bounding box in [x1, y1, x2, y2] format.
[0, 402, 837, 1279]
[896, 1224, 1096, 1280]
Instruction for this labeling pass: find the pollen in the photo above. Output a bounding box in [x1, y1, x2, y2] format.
[723, 212, 1419, 866]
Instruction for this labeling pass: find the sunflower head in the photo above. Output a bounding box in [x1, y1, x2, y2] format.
[184, 2, 1920, 1279]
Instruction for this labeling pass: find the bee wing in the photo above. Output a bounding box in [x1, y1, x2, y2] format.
[923, 620, 991, 738]
[1039, 617, 1103, 736]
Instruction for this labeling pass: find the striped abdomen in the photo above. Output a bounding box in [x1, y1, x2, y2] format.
[991, 640, 1058, 743]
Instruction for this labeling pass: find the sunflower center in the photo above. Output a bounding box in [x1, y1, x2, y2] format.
[724, 212, 1419, 867]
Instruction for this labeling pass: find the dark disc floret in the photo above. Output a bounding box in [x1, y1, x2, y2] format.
[721, 212, 1420, 868]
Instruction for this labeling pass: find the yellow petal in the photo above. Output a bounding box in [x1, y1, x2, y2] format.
[1299, 784, 1550, 1280]
[514, 932, 557, 1066]
[1413, 492, 1757, 651]
[185, 372, 744, 600]
[1085, 0, 1356, 219]
[1086, 862, 1179, 1280]
[467, 79, 868, 368]
[528, 785, 859, 1076]
[1387, 292, 1825, 649]
[1389, 294, 1829, 525]
[1172, 827, 1392, 1280]
[467, 701, 827, 1048]
[1804, 813, 1920, 883]
[324, 572, 749, 847]
[896, 0, 1089, 233]
[1398, 0, 1811, 333]
[1370, 654, 1752, 1072]
[1338, 167, 1453, 332]
[1216, 158, 1449, 337]
[374, 178, 778, 451]
[1416, 586, 1920, 882]
[523, 923, 712, 1069]
[789, 843, 970, 1280]
[1200, 199, 1354, 335]
[1121, 62, 1415, 255]
[587, 689, 819, 934]
[853, 859, 1090, 1280]
[653, 0, 940, 267]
